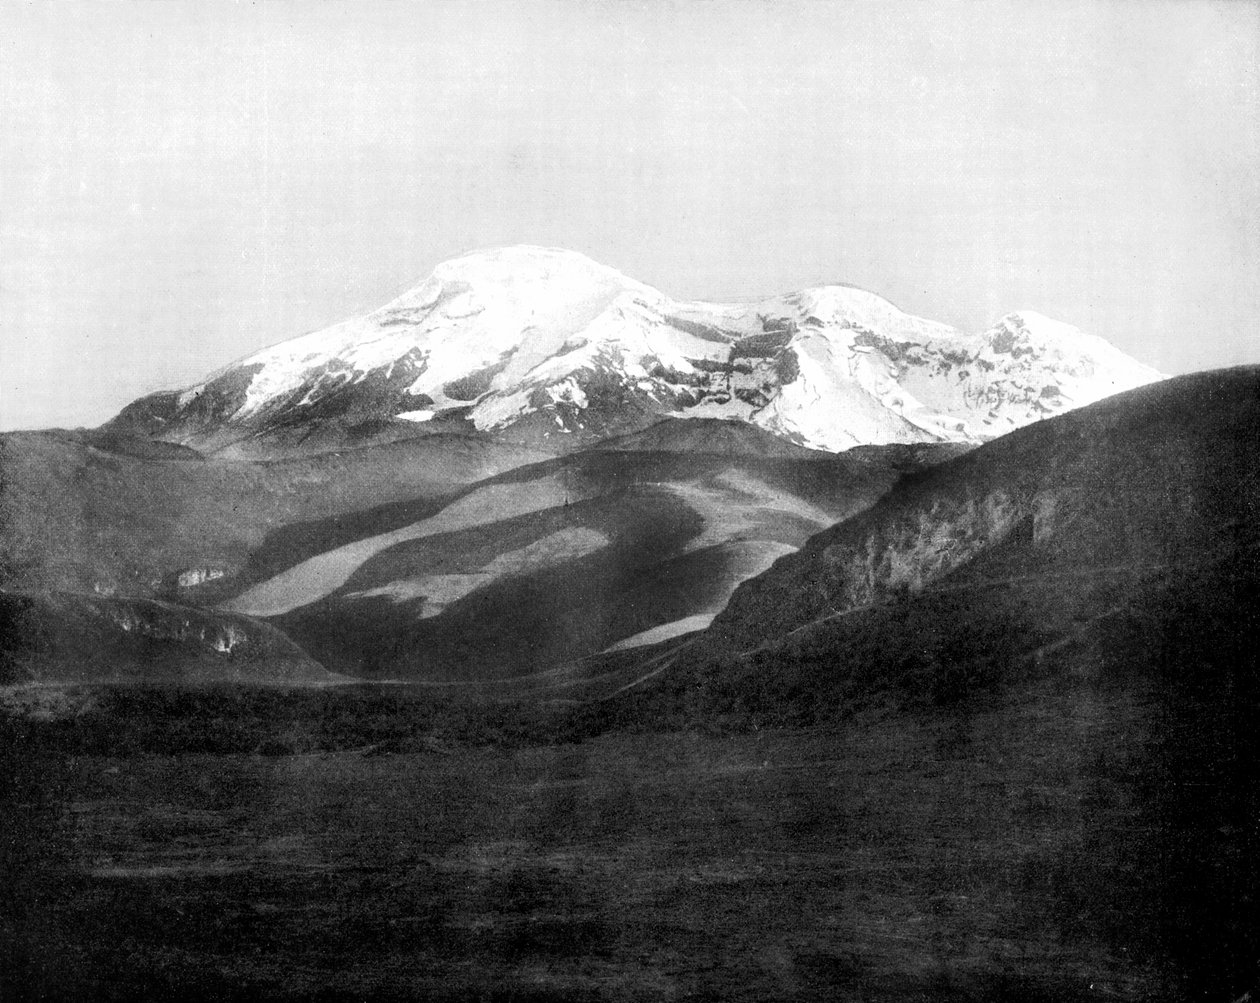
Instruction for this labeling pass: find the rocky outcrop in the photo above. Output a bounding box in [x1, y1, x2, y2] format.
[174, 566, 229, 589]
[709, 368, 1260, 652]
[709, 484, 1046, 646]
[0, 590, 342, 684]
[818, 489, 1028, 607]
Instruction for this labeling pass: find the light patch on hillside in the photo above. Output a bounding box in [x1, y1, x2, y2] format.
[606, 614, 715, 651]
[346, 527, 608, 617]
[668, 471, 836, 551]
[221, 472, 585, 617]
[605, 539, 796, 651]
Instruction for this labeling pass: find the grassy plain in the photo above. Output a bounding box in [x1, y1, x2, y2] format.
[0, 680, 1207, 1002]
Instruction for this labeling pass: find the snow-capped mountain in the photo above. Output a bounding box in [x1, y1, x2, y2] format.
[107, 245, 1163, 454]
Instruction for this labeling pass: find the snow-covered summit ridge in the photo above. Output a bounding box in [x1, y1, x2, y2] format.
[122, 245, 1164, 453]
[199, 246, 650, 417]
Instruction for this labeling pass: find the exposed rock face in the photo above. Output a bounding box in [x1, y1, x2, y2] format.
[709, 368, 1260, 651]
[708, 484, 1048, 645]
[806, 489, 1072, 610]
[0, 590, 341, 684]
[823, 490, 1026, 605]
[96, 596, 245, 653]
[175, 567, 228, 589]
[104, 246, 1162, 456]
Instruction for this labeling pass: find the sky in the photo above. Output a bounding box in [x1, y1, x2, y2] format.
[2, 0, 1257, 431]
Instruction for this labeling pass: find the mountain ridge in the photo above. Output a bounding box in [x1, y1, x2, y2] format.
[104, 245, 1163, 457]
[704, 365, 1260, 654]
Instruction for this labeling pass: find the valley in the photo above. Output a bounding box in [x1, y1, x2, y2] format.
[1, 247, 1255, 1001]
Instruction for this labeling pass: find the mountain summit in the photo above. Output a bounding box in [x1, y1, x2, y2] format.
[107, 246, 1163, 456]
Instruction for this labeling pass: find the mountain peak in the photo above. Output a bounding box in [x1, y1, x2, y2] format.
[104, 248, 1164, 458]
[434, 243, 629, 277]
[447, 244, 632, 287]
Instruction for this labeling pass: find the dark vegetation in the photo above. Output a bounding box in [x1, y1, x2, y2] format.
[558, 548, 1258, 1000]
[0, 590, 334, 685]
[0, 592, 52, 680]
[4, 552, 1256, 1000]
[0, 685, 577, 757]
[586, 544, 1257, 729]
[0, 599, 1249, 997]
[5, 539, 1244, 999]
[713, 366, 1260, 649]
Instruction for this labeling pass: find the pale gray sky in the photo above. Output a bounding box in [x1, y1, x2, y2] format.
[3, 0, 1257, 430]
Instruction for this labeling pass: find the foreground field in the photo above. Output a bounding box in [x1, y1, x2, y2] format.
[2, 683, 1194, 1001]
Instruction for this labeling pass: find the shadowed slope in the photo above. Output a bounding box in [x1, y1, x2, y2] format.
[590, 417, 836, 459]
[709, 366, 1260, 651]
[250, 438, 957, 680]
[587, 368, 1260, 728]
[0, 590, 340, 685]
[0, 430, 548, 599]
[562, 369, 1260, 1000]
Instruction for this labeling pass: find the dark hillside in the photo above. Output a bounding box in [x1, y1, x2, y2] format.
[0, 430, 547, 598]
[261, 442, 952, 680]
[581, 546, 1260, 999]
[558, 368, 1260, 999]
[591, 417, 842, 459]
[0, 590, 339, 685]
[710, 366, 1260, 650]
